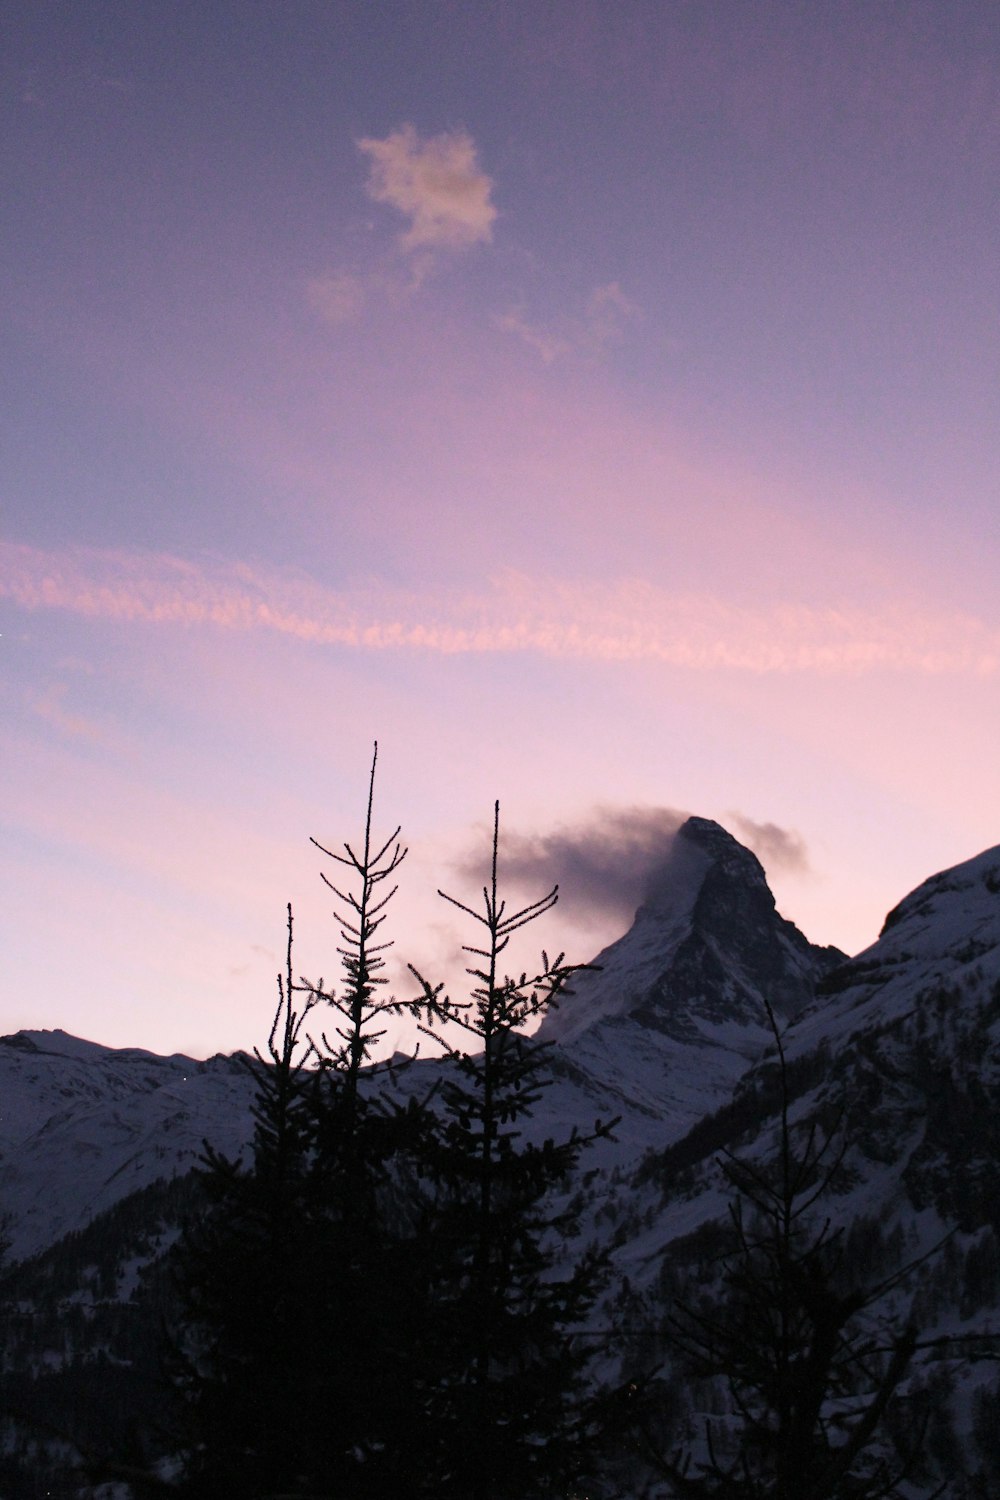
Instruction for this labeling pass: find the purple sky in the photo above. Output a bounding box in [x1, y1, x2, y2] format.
[3, 2, 999, 1056]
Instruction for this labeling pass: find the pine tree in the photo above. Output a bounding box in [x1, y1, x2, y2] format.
[295, 743, 435, 1497]
[306, 739, 409, 1116]
[627, 1005, 929, 1500]
[169, 905, 321, 1499]
[409, 801, 614, 1500]
[170, 746, 428, 1498]
[169, 775, 614, 1498]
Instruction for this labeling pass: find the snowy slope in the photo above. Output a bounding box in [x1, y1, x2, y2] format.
[0, 1030, 256, 1261]
[562, 840, 1000, 1498]
[790, 841, 1000, 1054]
[620, 841, 1000, 1443]
[537, 816, 843, 1146]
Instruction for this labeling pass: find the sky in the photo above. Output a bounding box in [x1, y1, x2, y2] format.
[3, 1, 999, 1059]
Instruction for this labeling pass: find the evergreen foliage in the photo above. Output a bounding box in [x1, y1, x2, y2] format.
[168, 904, 321, 1498]
[169, 775, 612, 1499]
[170, 746, 429, 1498]
[306, 739, 410, 1104]
[627, 1006, 929, 1500]
[293, 744, 435, 1496]
[408, 801, 615, 1499]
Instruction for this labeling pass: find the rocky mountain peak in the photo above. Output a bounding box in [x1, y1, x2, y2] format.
[541, 815, 841, 1049]
[648, 815, 769, 901]
[634, 818, 767, 935]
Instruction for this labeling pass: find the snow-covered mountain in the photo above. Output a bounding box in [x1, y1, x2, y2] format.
[599, 837, 1000, 1494]
[0, 1031, 255, 1262]
[538, 815, 843, 1144]
[794, 839, 1000, 1051]
[2, 818, 998, 1495]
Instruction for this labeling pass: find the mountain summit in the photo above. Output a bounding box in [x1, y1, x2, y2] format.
[543, 815, 842, 1046]
[536, 816, 843, 1139]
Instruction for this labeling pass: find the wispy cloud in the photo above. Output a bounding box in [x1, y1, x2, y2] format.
[494, 309, 570, 364]
[456, 805, 688, 925]
[726, 815, 810, 875]
[31, 682, 109, 745]
[453, 807, 811, 930]
[585, 281, 638, 345]
[4, 542, 999, 677]
[358, 124, 496, 252]
[497, 280, 638, 363]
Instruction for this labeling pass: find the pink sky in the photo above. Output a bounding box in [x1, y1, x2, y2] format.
[3, 3, 999, 1055]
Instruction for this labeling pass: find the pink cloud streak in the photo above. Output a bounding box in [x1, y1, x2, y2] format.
[3, 541, 998, 677]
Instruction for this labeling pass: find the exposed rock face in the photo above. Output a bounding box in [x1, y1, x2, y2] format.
[542, 815, 843, 1048]
[533, 816, 844, 1145]
[632, 815, 844, 1033]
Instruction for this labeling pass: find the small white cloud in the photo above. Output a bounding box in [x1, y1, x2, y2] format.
[306, 271, 366, 325]
[357, 124, 496, 252]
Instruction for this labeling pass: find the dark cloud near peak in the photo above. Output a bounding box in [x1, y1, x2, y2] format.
[453, 805, 689, 928]
[451, 805, 811, 933]
[726, 814, 810, 876]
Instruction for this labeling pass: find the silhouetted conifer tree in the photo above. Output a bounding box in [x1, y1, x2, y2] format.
[409, 802, 614, 1500]
[296, 744, 434, 1496]
[169, 904, 320, 1498]
[170, 772, 614, 1499]
[627, 1004, 931, 1500]
[170, 746, 428, 1499]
